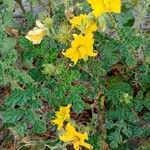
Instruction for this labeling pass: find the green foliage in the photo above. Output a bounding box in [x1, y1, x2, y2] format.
[0, 0, 150, 149]
[1, 86, 46, 136]
[89, 134, 101, 150]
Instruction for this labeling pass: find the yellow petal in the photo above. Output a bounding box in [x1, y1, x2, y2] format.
[52, 105, 71, 130]
[25, 28, 45, 44]
[63, 48, 79, 65]
[110, 0, 121, 13]
[63, 33, 97, 65]
[73, 141, 80, 150]
[77, 132, 88, 140]
[36, 20, 47, 30]
[59, 132, 75, 142]
[69, 14, 86, 28]
[65, 122, 77, 134]
[77, 132, 93, 150]
[59, 123, 76, 142]
[70, 14, 97, 33]
[87, 0, 121, 17]
[52, 119, 63, 130]
[85, 21, 97, 34]
[80, 142, 93, 150]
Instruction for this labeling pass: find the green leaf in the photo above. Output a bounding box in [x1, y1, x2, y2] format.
[115, 9, 134, 27]
[28, 68, 45, 81]
[105, 120, 115, 129]
[2, 37, 16, 53]
[32, 120, 47, 134]
[89, 134, 101, 150]
[72, 98, 85, 113]
[2, 109, 25, 124]
[132, 127, 143, 138]
[107, 82, 131, 105]
[10, 122, 27, 137]
[109, 131, 122, 149]
[8, 66, 33, 84]
[125, 51, 137, 67]
[26, 111, 47, 134]
[5, 88, 37, 107]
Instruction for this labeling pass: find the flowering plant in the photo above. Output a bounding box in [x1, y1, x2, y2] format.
[0, 0, 150, 150]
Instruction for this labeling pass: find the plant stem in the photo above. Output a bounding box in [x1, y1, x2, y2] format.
[15, 0, 26, 13]
[96, 90, 109, 150]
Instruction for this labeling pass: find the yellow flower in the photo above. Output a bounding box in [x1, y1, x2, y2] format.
[87, 0, 121, 17]
[69, 14, 97, 33]
[59, 123, 93, 150]
[25, 20, 47, 44]
[62, 33, 97, 65]
[52, 104, 71, 130]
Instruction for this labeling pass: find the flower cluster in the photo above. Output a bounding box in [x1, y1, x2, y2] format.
[62, 14, 98, 65]
[25, 2, 121, 148]
[52, 105, 92, 150]
[25, 0, 121, 66]
[62, 0, 121, 65]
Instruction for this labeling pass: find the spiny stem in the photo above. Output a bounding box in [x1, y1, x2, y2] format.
[96, 90, 109, 150]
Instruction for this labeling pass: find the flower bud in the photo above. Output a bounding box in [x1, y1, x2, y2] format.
[65, 7, 74, 19]
[43, 17, 53, 28]
[97, 16, 106, 32]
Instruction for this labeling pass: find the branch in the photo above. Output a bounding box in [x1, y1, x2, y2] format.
[14, 0, 26, 13]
